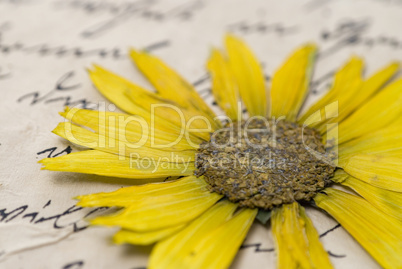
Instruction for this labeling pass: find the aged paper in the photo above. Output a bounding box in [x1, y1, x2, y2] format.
[1, 0, 400, 268]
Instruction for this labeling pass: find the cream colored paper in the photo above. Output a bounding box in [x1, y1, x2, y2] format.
[1, 0, 400, 268]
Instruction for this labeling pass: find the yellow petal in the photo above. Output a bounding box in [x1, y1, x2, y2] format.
[207, 48, 240, 121]
[129, 49, 220, 130]
[342, 62, 399, 117]
[149, 200, 238, 269]
[271, 202, 333, 269]
[60, 106, 194, 143]
[306, 62, 399, 135]
[272, 203, 309, 268]
[314, 188, 402, 269]
[77, 176, 208, 207]
[315, 70, 363, 134]
[329, 169, 350, 184]
[52, 122, 196, 162]
[271, 43, 317, 121]
[186, 208, 256, 269]
[90, 65, 181, 123]
[39, 150, 194, 179]
[300, 207, 334, 269]
[337, 78, 402, 144]
[113, 224, 185, 245]
[340, 154, 402, 192]
[88, 65, 139, 114]
[338, 171, 402, 221]
[225, 34, 267, 117]
[88, 66, 213, 141]
[90, 64, 170, 111]
[60, 107, 197, 151]
[339, 124, 402, 159]
[91, 190, 222, 232]
[123, 90, 214, 142]
[298, 57, 363, 127]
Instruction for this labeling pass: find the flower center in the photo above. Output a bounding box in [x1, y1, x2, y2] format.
[194, 118, 336, 209]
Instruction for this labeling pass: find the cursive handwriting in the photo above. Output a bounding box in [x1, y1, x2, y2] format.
[54, 0, 205, 38]
[0, 38, 169, 59]
[16, 71, 96, 109]
[37, 146, 73, 158]
[0, 201, 108, 232]
[62, 261, 85, 269]
[227, 20, 299, 36]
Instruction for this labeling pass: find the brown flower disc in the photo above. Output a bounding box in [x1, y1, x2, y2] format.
[194, 118, 336, 210]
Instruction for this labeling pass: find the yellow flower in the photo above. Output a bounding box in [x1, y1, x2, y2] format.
[40, 34, 402, 268]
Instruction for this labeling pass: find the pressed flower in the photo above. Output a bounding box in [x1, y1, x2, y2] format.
[40, 34, 402, 268]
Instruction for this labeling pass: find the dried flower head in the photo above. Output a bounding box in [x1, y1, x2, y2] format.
[40, 34, 402, 268]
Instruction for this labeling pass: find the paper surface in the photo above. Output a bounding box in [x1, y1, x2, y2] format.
[1, 0, 400, 268]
